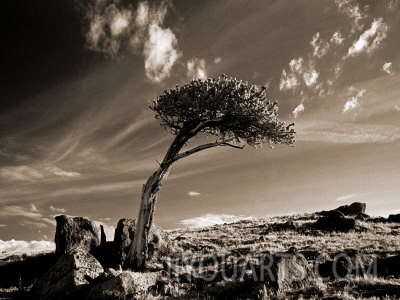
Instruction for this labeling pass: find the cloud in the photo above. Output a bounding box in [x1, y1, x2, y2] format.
[214, 57, 222, 64]
[279, 69, 299, 91]
[298, 121, 400, 143]
[143, 23, 181, 82]
[292, 103, 305, 119]
[0, 240, 55, 258]
[0, 165, 81, 181]
[395, 105, 400, 112]
[180, 214, 253, 228]
[279, 57, 319, 91]
[83, 1, 181, 82]
[0, 205, 55, 227]
[347, 18, 389, 57]
[330, 31, 344, 45]
[335, 193, 360, 201]
[31, 204, 39, 212]
[49, 205, 66, 213]
[0, 166, 44, 181]
[186, 58, 207, 80]
[303, 68, 319, 86]
[48, 167, 81, 177]
[188, 191, 200, 197]
[335, 0, 366, 31]
[382, 62, 393, 74]
[343, 87, 366, 113]
[311, 32, 330, 58]
[0, 224, 6, 228]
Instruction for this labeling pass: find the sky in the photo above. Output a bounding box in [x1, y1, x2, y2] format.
[1, 0, 399, 253]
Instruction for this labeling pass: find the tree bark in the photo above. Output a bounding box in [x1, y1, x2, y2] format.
[124, 130, 191, 270]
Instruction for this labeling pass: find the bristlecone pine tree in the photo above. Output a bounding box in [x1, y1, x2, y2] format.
[125, 75, 295, 269]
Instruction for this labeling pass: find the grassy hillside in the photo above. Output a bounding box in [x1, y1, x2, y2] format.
[1, 211, 400, 299]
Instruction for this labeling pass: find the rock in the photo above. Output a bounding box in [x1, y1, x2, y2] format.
[388, 214, 400, 223]
[114, 219, 171, 267]
[271, 220, 297, 231]
[313, 214, 355, 232]
[55, 215, 102, 254]
[377, 254, 400, 278]
[319, 209, 345, 219]
[114, 218, 136, 266]
[337, 202, 366, 216]
[262, 248, 322, 295]
[355, 212, 370, 220]
[31, 250, 103, 300]
[87, 271, 159, 300]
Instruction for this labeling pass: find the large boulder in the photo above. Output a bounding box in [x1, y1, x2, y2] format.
[337, 202, 366, 216]
[388, 214, 400, 223]
[55, 215, 102, 254]
[114, 219, 171, 267]
[31, 250, 103, 300]
[87, 271, 159, 300]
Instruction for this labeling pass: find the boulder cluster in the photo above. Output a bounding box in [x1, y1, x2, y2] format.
[32, 216, 169, 300]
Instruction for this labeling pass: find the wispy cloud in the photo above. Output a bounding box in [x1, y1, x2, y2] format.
[48, 166, 81, 177]
[187, 58, 207, 80]
[347, 18, 389, 57]
[214, 57, 222, 64]
[0, 205, 55, 227]
[292, 103, 305, 119]
[0, 165, 81, 181]
[335, 193, 361, 201]
[343, 87, 366, 113]
[298, 121, 400, 143]
[180, 214, 253, 228]
[49, 205, 66, 213]
[0, 166, 44, 181]
[0, 240, 55, 258]
[382, 62, 393, 74]
[188, 191, 200, 197]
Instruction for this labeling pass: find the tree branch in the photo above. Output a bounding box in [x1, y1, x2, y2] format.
[170, 139, 244, 164]
[191, 118, 224, 135]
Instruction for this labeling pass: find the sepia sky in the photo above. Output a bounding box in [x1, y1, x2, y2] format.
[1, 0, 399, 243]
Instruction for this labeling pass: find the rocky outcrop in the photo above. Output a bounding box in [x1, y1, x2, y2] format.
[337, 202, 366, 216]
[31, 250, 103, 300]
[388, 214, 400, 223]
[55, 215, 102, 254]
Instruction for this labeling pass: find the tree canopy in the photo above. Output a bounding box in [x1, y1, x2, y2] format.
[151, 74, 295, 151]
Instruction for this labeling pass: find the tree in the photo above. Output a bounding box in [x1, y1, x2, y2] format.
[125, 75, 295, 269]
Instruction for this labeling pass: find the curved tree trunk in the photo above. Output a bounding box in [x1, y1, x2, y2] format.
[125, 130, 191, 270]
[124, 164, 171, 269]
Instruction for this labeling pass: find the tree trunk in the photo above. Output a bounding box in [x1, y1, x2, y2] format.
[124, 165, 170, 269]
[124, 130, 191, 270]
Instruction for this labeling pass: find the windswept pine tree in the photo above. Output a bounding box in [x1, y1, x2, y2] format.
[125, 75, 296, 269]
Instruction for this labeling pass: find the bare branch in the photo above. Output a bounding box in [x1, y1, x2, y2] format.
[170, 138, 244, 164]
